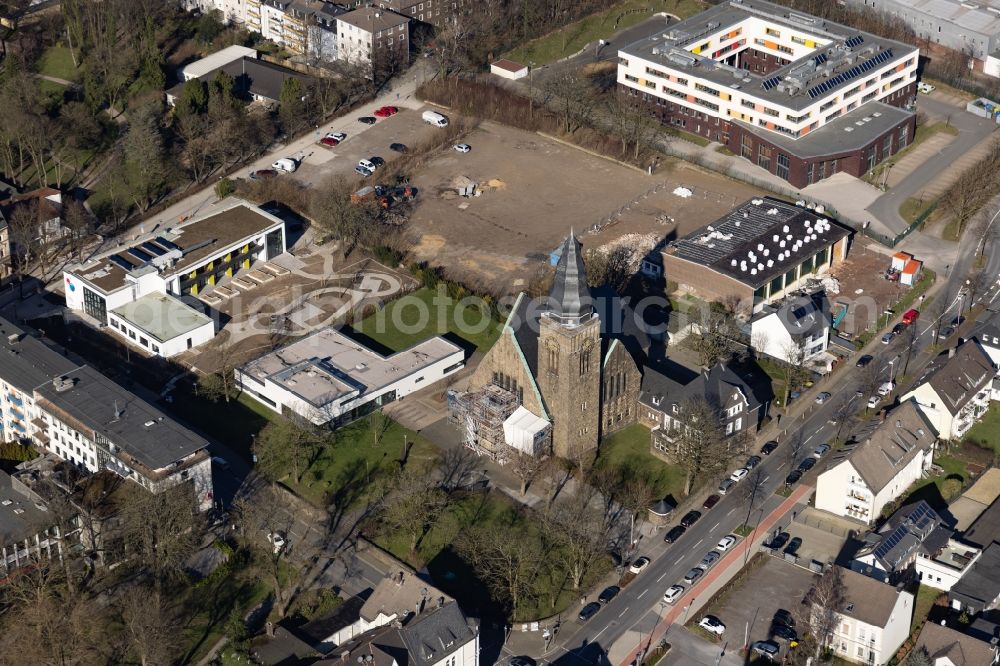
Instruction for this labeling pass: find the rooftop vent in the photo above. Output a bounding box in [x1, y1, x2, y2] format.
[52, 376, 75, 393]
[7, 333, 20, 344]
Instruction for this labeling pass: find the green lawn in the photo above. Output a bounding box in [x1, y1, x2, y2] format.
[374, 490, 611, 621]
[168, 391, 279, 461]
[285, 414, 439, 509]
[885, 454, 967, 518]
[900, 196, 938, 226]
[596, 423, 687, 499]
[964, 406, 1000, 454]
[911, 584, 943, 634]
[506, 0, 705, 65]
[350, 286, 502, 354]
[37, 45, 80, 82]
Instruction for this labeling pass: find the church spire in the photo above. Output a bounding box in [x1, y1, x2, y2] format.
[547, 230, 593, 327]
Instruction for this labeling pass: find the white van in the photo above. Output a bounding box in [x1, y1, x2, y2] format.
[877, 381, 895, 397]
[422, 110, 449, 127]
[272, 158, 298, 173]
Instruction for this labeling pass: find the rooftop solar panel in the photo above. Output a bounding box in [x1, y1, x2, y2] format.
[109, 255, 135, 271]
[127, 248, 153, 263]
[141, 242, 166, 256]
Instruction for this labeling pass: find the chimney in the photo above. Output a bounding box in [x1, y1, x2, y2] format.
[437, 596, 445, 608]
[7, 333, 20, 344]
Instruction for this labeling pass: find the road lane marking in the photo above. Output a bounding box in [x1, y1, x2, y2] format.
[657, 572, 667, 582]
[619, 608, 628, 618]
[711, 521, 720, 530]
[693, 538, 703, 548]
[637, 588, 648, 599]
[674, 555, 684, 565]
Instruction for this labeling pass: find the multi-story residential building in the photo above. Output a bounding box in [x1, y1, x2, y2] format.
[641, 361, 765, 462]
[815, 401, 936, 523]
[63, 199, 286, 358]
[748, 291, 831, 366]
[914, 621, 1000, 666]
[617, 0, 919, 187]
[818, 566, 914, 666]
[852, 501, 981, 590]
[901, 341, 995, 441]
[0, 214, 10, 281]
[237, 326, 465, 427]
[0, 187, 68, 258]
[336, 7, 409, 67]
[374, 0, 462, 27]
[661, 197, 852, 312]
[184, 0, 249, 25]
[0, 317, 214, 509]
[0, 469, 64, 576]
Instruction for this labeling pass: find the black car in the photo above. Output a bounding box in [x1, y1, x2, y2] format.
[703, 494, 721, 510]
[798, 457, 817, 472]
[768, 532, 790, 550]
[358, 116, 377, 124]
[783, 537, 803, 556]
[390, 142, 408, 153]
[578, 601, 601, 621]
[598, 585, 620, 604]
[773, 609, 795, 628]
[509, 658, 536, 666]
[951, 315, 966, 327]
[370, 156, 385, 167]
[892, 323, 906, 335]
[938, 325, 955, 339]
[745, 455, 762, 470]
[771, 623, 798, 641]
[785, 469, 802, 485]
[680, 510, 703, 527]
[761, 441, 779, 455]
[664, 525, 686, 544]
[856, 354, 874, 368]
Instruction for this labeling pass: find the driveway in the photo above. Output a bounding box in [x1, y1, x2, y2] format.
[866, 94, 998, 233]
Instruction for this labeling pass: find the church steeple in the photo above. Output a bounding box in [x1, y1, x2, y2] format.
[547, 230, 593, 327]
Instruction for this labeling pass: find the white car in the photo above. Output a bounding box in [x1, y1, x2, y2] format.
[271, 158, 298, 173]
[663, 584, 685, 604]
[358, 158, 377, 171]
[267, 531, 287, 554]
[628, 556, 650, 574]
[454, 143, 471, 153]
[699, 615, 726, 636]
[917, 82, 936, 94]
[326, 131, 347, 142]
[877, 381, 896, 397]
[717, 535, 738, 552]
[730, 468, 748, 483]
[867, 395, 881, 409]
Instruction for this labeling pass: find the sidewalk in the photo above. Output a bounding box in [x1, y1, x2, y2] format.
[610, 484, 813, 666]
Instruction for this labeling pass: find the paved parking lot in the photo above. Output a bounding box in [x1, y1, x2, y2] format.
[702, 557, 816, 660]
[285, 107, 445, 186]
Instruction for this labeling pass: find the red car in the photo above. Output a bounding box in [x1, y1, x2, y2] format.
[902, 309, 920, 325]
[373, 105, 398, 118]
[319, 136, 340, 148]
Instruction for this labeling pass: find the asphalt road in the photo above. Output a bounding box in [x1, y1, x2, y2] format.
[528, 221, 995, 666]
[865, 95, 998, 233]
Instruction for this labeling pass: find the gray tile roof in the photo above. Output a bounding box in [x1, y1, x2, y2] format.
[639, 361, 761, 416]
[0, 317, 81, 394]
[855, 501, 947, 572]
[395, 601, 477, 666]
[837, 566, 907, 628]
[167, 57, 314, 104]
[915, 341, 995, 416]
[665, 197, 851, 289]
[962, 494, 1000, 550]
[825, 401, 935, 494]
[915, 621, 999, 666]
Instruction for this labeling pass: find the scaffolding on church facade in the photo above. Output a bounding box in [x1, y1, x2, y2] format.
[448, 384, 519, 462]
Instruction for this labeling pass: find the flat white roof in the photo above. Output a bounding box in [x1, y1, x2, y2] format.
[111, 293, 213, 343]
[183, 45, 258, 80]
[242, 327, 463, 408]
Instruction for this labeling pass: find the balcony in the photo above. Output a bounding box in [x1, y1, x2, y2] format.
[6, 394, 22, 407]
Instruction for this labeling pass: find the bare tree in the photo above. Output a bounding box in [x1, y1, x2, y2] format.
[379, 465, 449, 555]
[253, 418, 328, 486]
[116, 584, 178, 666]
[457, 523, 542, 615]
[231, 485, 297, 627]
[667, 397, 731, 496]
[541, 72, 600, 134]
[683, 302, 747, 368]
[509, 450, 546, 496]
[543, 485, 612, 590]
[801, 566, 847, 662]
[369, 410, 393, 448]
[739, 467, 768, 531]
[777, 340, 808, 408]
[197, 339, 240, 403]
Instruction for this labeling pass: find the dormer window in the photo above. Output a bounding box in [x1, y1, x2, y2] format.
[671, 404, 678, 414]
[652, 395, 662, 406]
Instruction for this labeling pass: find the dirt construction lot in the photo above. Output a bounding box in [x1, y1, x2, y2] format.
[404, 121, 762, 287]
